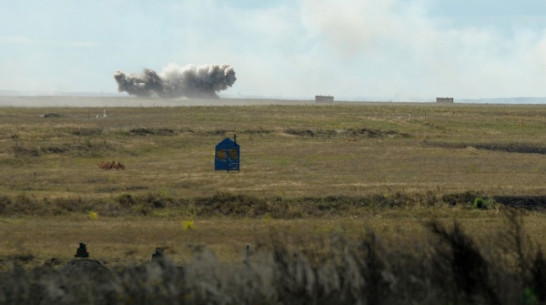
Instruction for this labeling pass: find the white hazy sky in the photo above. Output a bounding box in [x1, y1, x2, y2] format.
[1, 0, 546, 101]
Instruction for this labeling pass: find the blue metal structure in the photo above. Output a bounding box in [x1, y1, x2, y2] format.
[214, 137, 240, 171]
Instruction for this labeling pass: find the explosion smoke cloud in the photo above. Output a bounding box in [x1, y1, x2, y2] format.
[114, 64, 236, 98]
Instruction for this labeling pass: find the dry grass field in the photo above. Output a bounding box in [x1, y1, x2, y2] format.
[1, 99, 546, 304]
[3, 211, 546, 267]
[0, 99, 545, 267]
[0, 101, 544, 199]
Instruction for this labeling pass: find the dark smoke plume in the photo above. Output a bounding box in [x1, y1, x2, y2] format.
[114, 64, 236, 98]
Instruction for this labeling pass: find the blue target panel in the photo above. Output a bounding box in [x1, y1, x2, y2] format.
[214, 137, 240, 171]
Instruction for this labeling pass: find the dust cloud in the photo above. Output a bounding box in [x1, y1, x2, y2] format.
[114, 64, 236, 98]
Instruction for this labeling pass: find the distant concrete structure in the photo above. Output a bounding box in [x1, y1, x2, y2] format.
[436, 97, 454, 103]
[315, 95, 334, 103]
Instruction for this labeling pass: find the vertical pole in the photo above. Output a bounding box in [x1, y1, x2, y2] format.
[244, 244, 250, 266]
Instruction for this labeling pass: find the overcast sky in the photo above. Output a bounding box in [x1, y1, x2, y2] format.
[1, 0, 546, 101]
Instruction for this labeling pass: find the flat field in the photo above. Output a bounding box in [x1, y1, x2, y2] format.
[0, 98, 545, 266]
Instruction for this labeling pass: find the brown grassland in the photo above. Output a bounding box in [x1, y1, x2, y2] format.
[0, 100, 545, 267]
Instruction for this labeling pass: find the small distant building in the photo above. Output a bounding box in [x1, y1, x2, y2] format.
[436, 97, 454, 103]
[315, 95, 334, 103]
[214, 136, 240, 171]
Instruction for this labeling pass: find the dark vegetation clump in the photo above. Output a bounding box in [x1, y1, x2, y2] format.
[194, 192, 273, 217]
[426, 220, 500, 304]
[70, 128, 103, 136]
[1, 192, 546, 217]
[283, 128, 409, 138]
[128, 128, 176, 136]
[98, 161, 125, 170]
[494, 196, 546, 210]
[202, 129, 228, 136]
[2, 212, 546, 304]
[40, 113, 62, 118]
[424, 139, 546, 155]
[241, 128, 273, 135]
[10, 140, 117, 158]
[441, 191, 478, 206]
